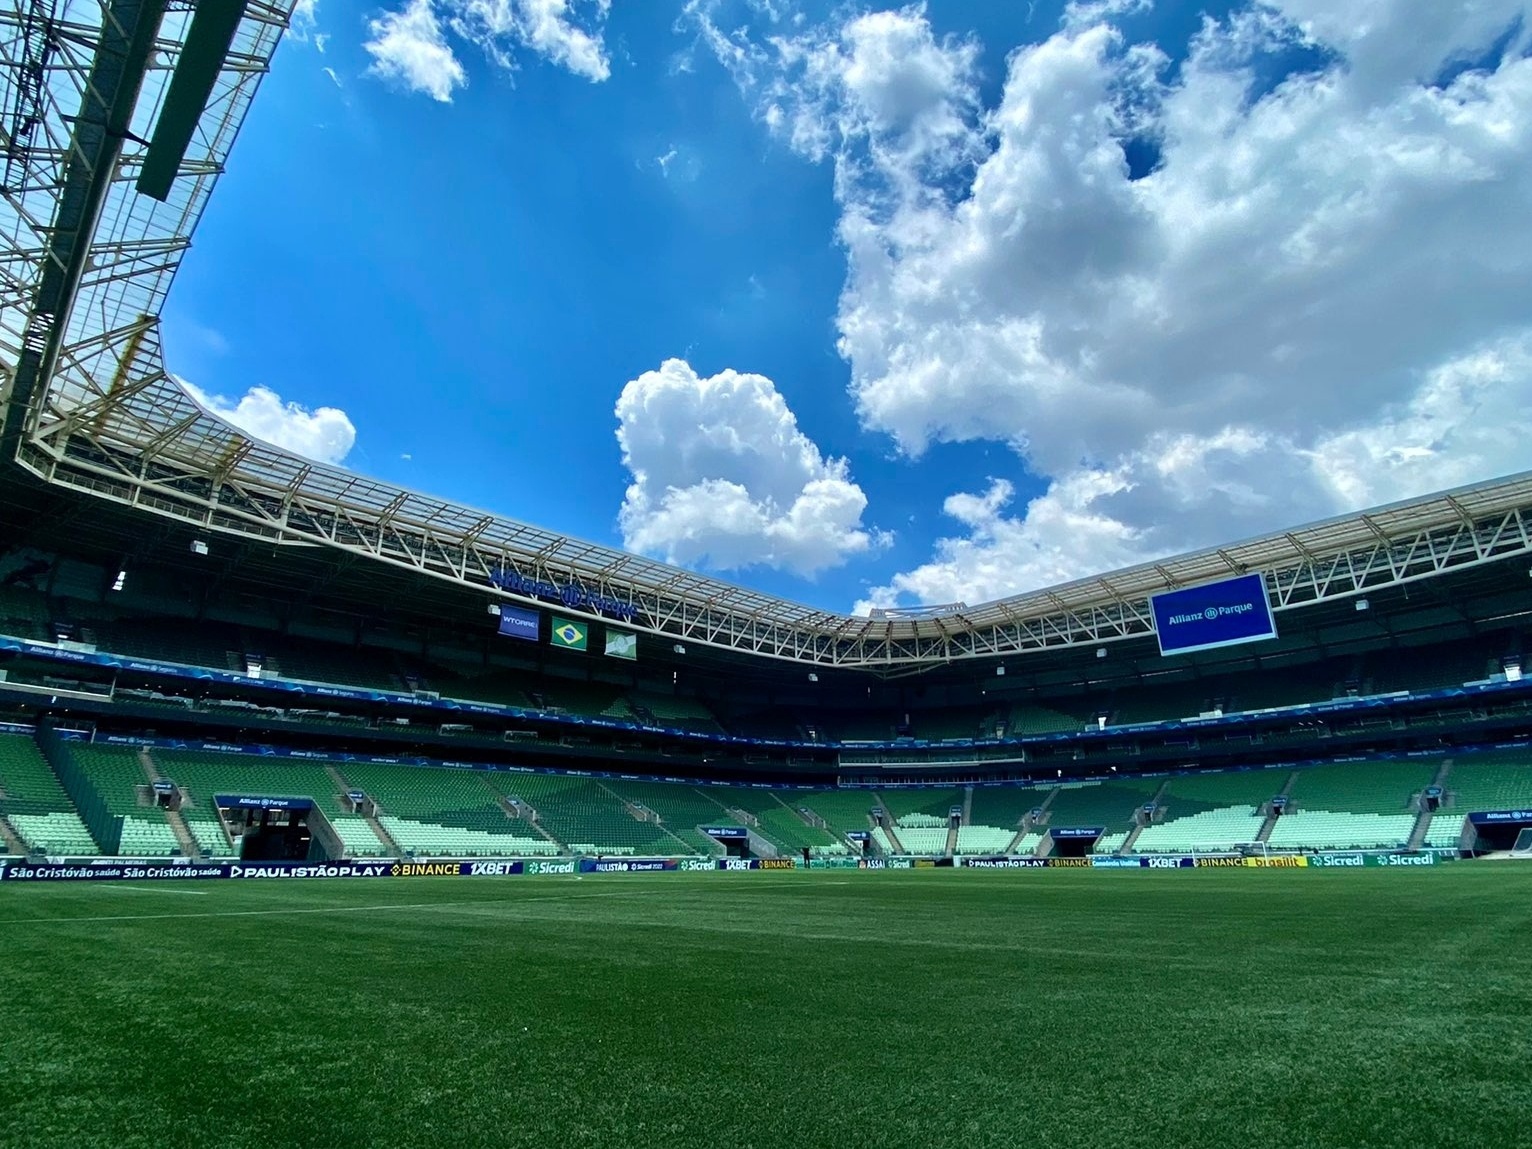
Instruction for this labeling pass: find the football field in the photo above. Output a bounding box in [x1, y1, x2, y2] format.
[2, 867, 1529, 1148]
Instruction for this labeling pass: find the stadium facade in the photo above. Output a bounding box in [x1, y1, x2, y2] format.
[1, 3, 1531, 869]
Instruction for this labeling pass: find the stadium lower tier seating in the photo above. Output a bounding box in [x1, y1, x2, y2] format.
[151, 748, 386, 857]
[1132, 806, 1265, 853]
[0, 733, 98, 853]
[954, 825, 1015, 854]
[66, 743, 180, 855]
[1266, 812, 1418, 850]
[486, 773, 679, 855]
[1264, 760, 1434, 850]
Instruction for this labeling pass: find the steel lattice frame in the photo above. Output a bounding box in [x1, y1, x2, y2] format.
[2, 2, 1532, 671]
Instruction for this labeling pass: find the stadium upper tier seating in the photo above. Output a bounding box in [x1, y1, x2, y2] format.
[1265, 760, 1435, 850]
[2, 578, 1522, 747]
[0, 733, 97, 853]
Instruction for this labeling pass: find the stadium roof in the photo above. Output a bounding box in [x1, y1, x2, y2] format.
[3, 1, 1532, 669]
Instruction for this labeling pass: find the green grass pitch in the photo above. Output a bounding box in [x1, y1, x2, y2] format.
[2, 867, 1530, 1148]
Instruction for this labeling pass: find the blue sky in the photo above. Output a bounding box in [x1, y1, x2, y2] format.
[165, 0, 1532, 613]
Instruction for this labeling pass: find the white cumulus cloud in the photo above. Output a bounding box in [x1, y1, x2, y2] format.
[364, 0, 466, 102]
[616, 359, 888, 576]
[692, 0, 1532, 609]
[364, 0, 612, 100]
[181, 381, 357, 465]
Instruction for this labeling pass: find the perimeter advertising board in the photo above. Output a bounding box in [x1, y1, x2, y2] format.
[1150, 572, 1277, 656]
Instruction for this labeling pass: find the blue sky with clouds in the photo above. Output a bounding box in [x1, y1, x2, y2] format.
[165, 0, 1532, 613]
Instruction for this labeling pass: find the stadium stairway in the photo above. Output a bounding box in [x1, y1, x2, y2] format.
[1006, 786, 1060, 854]
[0, 812, 25, 854]
[492, 791, 566, 852]
[1255, 772, 1300, 842]
[328, 766, 404, 857]
[1118, 779, 1173, 855]
[1407, 759, 1454, 850]
[872, 795, 907, 854]
[138, 749, 202, 860]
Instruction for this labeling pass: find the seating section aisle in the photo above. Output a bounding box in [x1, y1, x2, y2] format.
[1042, 778, 1160, 839]
[152, 749, 386, 858]
[68, 744, 180, 856]
[706, 787, 848, 856]
[1132, 769, 1282, 853]
[0, 733, 97, 854]
[1426, 752, 1532, 848]
[1265, 760, 1434, 851]
[340, 763, 557, 857]
[486, 773, 676, 856]
[788, 791, 882, 839]
[597, 779, 728, 856]
[966, 786, 1038, 854]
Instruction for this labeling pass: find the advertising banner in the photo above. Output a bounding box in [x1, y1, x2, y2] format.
[1, 862, 228, 882]
[1089, 856, 1143, 868]
[524, 860, 578, 875]
[578, 858, 679, 873]
[1150, 572, 1278, 656]
[1468, 809, 1532, 824]
[1050, 827, 1104, 840]
[701, 826, 748, 840]
[1367, 852, 1437, 867]
[215, 795, 313, 811]
[496, 606, 540, 641]
[1307, 853, 1365, 868]
[961, 857, 1049, 868]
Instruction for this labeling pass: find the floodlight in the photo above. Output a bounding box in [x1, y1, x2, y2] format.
[110, 570, 126, 592]
[190, 539, 209, 556]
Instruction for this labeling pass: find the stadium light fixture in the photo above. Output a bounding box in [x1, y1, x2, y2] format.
[808, 673, 819, 683]
[1355, 598, 1370, 611]
[672, 643, 686, 655]
[995, 665, 1005, 676]
[190, 539, 209, 556]
[1095, 647, 1107, 658]
[487, 603, 501, 616]
[110, 570, 126, 592]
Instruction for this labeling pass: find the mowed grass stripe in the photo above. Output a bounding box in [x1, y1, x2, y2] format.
[1, 868, 1529, 1149]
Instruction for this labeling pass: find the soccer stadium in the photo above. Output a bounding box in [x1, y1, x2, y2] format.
[1, 4, 1530, 1147]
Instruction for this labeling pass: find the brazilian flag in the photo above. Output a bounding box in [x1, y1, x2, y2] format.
[550, 616, 588, 651]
